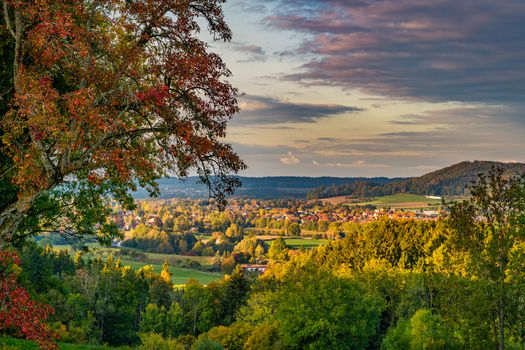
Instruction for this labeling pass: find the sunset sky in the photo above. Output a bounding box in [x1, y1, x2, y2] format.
[209, 0, 525, 177]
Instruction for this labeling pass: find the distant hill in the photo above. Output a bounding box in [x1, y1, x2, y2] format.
[132, 176, 402, 200]
[307, 161, 525, 199]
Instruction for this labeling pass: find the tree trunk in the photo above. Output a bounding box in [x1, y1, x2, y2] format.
[498, 255, 505, 350]
[499, 291, 505, 350]
[0, 200, 28, 246]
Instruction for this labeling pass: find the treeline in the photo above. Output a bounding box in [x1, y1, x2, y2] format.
[133, 176, 399, 200]
[121, 223, 245, 256]
[307, 160, 525, 199]
[15, 243, 254, 349]
[120, 223, 274, 273]
[11, 215, 525, 349]
[7, 168, 525, 350]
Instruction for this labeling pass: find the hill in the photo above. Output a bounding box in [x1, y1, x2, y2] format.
[132, 176, 402, 199]
[307, 161, 525, 199]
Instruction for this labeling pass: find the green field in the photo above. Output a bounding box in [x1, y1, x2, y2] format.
[245, 227, 325, 237]
[53, 244, 215, 266]
[283, 238, 328, 249]
[1, 337, 125, 350]
[355, 194, 442, 209]
[254, 237, 328, 249]
[119, 259, 221, 286]
[52, 245, 222, 286]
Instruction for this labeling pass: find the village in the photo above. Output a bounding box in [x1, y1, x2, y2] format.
[112, 197, 442, 236]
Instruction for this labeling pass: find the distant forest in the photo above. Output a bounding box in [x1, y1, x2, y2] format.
[307, 161, 525, 199]
[133, 176, 400, 199]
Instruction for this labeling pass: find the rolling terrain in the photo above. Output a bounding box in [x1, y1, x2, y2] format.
[307, 161, 525, 199]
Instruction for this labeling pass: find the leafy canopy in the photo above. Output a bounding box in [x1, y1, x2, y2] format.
[0, 0, 245, 244]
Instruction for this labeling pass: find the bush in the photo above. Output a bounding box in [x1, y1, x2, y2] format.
[138, 333, 184, 350]
[382, 309, 458, 350]
[191, 337, 223, 350]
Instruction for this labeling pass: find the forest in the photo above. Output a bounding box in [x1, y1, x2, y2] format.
[1, 168, 525, 350]
[1, 1, 525, 350]
[307, 161, 525, 199]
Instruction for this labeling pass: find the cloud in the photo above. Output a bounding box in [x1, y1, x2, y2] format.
[264, 0, 525, 103]
[280, 152, 301, 165]
[228, 104, 525, 176]
[235, 44, 266, 55]
[234, 95, 363, 125]
[312, 159, 390, 168]
[233, 43, 267, 62]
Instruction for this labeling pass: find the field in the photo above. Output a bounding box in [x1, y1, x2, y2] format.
[118, 259, 221, 286]
[253, 236, 328, 249]
[1, 338, 124, 349]
[245, 227, 325, 237]
[354, 194, 442, 209]
[317, 195, 352, 205]
[53, 244, 221, 286]
[283, 238, 329, 249]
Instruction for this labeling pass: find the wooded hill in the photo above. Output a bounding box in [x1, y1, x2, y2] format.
[133, 176, 401, 199]
[307, 161, 525, 199]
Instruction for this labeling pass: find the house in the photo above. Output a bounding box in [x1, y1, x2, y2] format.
[240, 264, 267, 273]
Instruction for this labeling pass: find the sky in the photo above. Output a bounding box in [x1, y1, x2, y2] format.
[208, 0, 525, 177]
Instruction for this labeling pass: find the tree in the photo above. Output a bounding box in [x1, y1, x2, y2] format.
[239, 266, 385, 349]
[268, 237, 288, 261]
[160, 259, 172, 284]
[382, 309, 457, 350]
[286, 222, 301, 236]
[192, 337, 223, 350]
[180, 279, 214, 335]
[140, 303, 165, 336]
[0, 0, 245, 245]
[446, 167, 525, 350]
[220, 266, 251, 326]
[0, 250, 58, 349]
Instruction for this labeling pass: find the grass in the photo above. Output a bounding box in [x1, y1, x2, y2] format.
[355, 194, 442, 209]
[52, 245, 222, 286]
[140, 252, 215, 266]
[284, 238, 328, 249]
[245, 227, 325, 237]
[53, 245, 215, 267]
[118, 259, 221, 286]
[254, 236, 328, 250]
[1, 337, 125, 349]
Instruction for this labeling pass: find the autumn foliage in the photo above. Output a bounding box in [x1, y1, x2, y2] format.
[0, 0, 245, 242]
[0, 250, 57, 349]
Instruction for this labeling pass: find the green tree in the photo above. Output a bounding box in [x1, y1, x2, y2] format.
[447, 167, 525, 350]
[192, 337, 223, 350]
[220, 267, 251, 326]
[240, 267, 385, 349]
[382, 309, 458, 350]
[165, 302, 185, 338]
[268, 237, 288, 261]
[140, 303, 165, 335]
[180, 280, 215, 335]
[286, 222, 301, 237]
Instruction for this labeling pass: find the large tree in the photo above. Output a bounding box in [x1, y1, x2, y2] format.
[0, 0, 245, 245]
[446, 167, 525, 350]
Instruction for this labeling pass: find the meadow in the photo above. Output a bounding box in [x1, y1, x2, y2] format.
[354, 193, 442, 209]
[52, 244, 221, 286]
[118, 259, 221, 286]
[1, 338, 124, 350]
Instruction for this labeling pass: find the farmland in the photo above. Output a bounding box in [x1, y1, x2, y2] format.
[354, 194, 442, 209]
